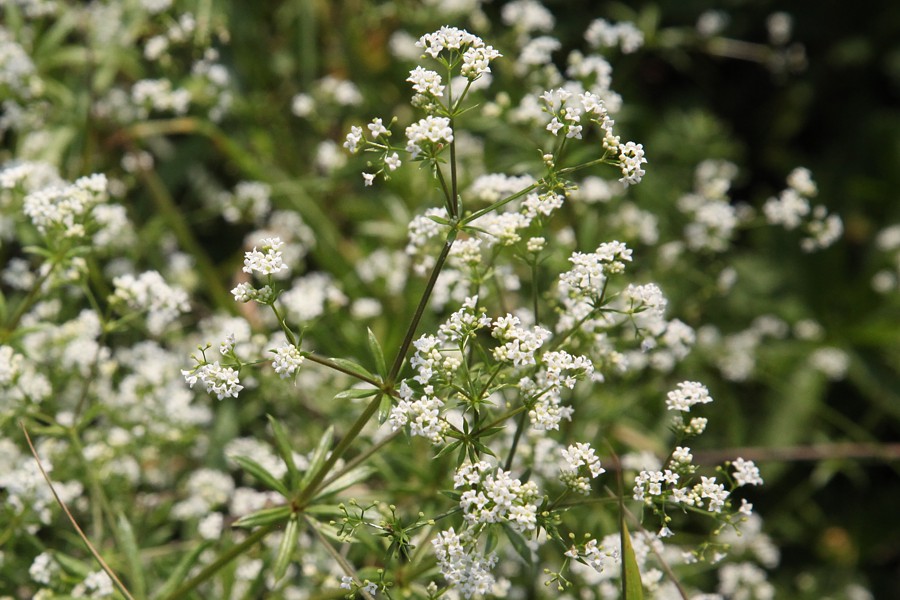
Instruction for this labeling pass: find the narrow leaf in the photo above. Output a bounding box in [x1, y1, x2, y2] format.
[314, 466, 375, 499]
[231, 454, 289, 496]
[272, 515, 299, 581]
[151, 542, 211, 600]
[116, 512, 147, 599]
[501, 522, 533, 567]
[621, 522, 644, 600]
[366, 328, 387, 377]
[334, 387, 380, 401]
[329, 357, 375, 380]
[300, 425, 334, 491]
[267, 415, 299, 490]
[232, 505, 292, 529]
[377, 393, 392, 424]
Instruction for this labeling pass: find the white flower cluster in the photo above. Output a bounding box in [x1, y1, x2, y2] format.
[214, 181, 271, 224]
[389, 298, 494, 443]
[389, 381, 448, 443]
[559, 442, 606, 494]
[618, 141, 647, 186]
[633, 470, 731, 513]
[270, 342, 304, 379]
[131, 78, 191, 117]
[585, 18, 645, 53]
[432, 527, 498, 598]
[731, 457, 764, 487]
[23, 173, 109, 238]
[665, 381, 713, 412]
[763, 167, 842, 252]
[407, 65, 446, 97]
[182, 361, 243, 400]
[279, 271, 348, 323]
[242, 236, 289, 277]
[518, 349, 594, 431]
[678, 160, 744, 252]
[565, 537, 618, 575]
[558, 240, 633, 301]
[0, 29, 38, 96]
[405, 115, 454, 159]
[112, 270, 190, 335]
[415, 27, 500, 82]
[491, 314, 551, 368]
[454, 461, 540, 533]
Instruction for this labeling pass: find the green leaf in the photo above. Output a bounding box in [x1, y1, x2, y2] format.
[329, 357, 376, 380]
[272, 515, 299, 581]
[267, 415, 299, 490]
[232, 505, 292, 529]
[116, 512, 147, 599]
[377, 393, 392, 424]
[52, 552, 91, 578]
[314, 466, 375, 499]
[151, 542, 211, 600]
[485, 528, 498, 554]
[231, 454, 289, 496]
[334, 387, 380, 401]
[300, 425, 334, 491]
[501, 522, 533, 567]
[366, 328, 387, 377]
[621, 522, 644, 600]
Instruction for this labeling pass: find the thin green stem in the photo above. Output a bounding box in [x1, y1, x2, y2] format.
[163, 524, 276, 600]
[298, 231, 457, 505]
[449, 122, 459, 218]
[387, 231, 457, 384]
[461, 183, 540, 225]
[303, 352, 383, 388]
[1, 261, 55, 342]
[434, 163, 454, 216]
[503, 409, 529, 472]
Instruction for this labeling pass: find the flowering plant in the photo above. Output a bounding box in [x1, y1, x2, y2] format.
[0, 2, 889, 599]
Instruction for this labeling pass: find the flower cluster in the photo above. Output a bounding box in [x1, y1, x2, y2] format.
[454, 461, 540, 533]
[182, 360, 243, 400]
[763, 167, 842, 252]
[559, 442, 605, 494]
[111, 270, 190, 335]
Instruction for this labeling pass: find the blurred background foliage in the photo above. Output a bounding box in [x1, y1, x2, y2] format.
[3, 0, 900, 597]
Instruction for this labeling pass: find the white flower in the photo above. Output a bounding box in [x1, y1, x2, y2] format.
[384, 152, 402, 171]
[367, 117, 390, 138]
[182, 361, 244, 400]
[732, 458, 763, 487]
[242, 237, 289, 276]
[362, 172, 376, 186]
[405, 116, 454, 159]
[618, 141, 647, 185]
[407, 66, 445, 96]
[343, 125, 364, 153]
[271, 343, 304, 379]
[665, 381, 712, 412]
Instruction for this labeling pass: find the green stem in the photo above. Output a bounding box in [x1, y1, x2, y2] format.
[503, 409, 528, 472]
[298, 231, 457, 505]
[163, 524, 276, 600]
[449, 123, 459, 218]
[1, 261, 55, 342]
[387, 231, 457, 384]
[461, 183, 540, 225]
[303, 352, 383, 388]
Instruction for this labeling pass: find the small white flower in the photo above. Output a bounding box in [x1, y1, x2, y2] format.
[271, 343, 304, 379]
[665, 381, 712, 412]
[362, 172, 376, 186]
